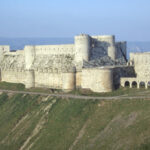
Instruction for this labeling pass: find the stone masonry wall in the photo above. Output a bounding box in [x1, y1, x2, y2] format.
[130, 52, 150, 79]
[113, 66, 136, 88]
[34, 71, 63, 89]
[1, 70, 26, 84]
[0, 34, 128, 92]
[81, 67, 113, 93]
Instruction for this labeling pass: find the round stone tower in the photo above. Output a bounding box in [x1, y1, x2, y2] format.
[98, 67, 114, 92]
[81, 67, 114, 93]
[62, 72, 76, 92]
[105, 35, 117, 60]
[24, 46, 35, 70]
[75, 34, 91, 63]
[25, 69, 35, 88]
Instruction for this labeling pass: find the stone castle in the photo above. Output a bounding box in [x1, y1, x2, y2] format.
[0, 34, 148, 93]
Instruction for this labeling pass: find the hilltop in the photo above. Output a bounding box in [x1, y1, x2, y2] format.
[0, 84, 150, 150]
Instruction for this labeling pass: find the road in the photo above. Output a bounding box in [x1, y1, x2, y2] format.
[0, 89, 150, 100]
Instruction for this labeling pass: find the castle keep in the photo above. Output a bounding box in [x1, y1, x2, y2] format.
[0, 34, 139, 93]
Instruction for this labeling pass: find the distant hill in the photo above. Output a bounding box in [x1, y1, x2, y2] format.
[0, 38, 150, 59]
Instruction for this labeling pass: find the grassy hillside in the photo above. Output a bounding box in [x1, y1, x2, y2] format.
[0, 92, 150, 150]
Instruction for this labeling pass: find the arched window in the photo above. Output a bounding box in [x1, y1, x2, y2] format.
[132, 81, 137, 88]
[147, 81, 150, 88]
[124, 81, 130, 87]
[139, 81, 145, 88]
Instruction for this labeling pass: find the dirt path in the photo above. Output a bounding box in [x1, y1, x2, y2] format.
[0, 89, 150, 100]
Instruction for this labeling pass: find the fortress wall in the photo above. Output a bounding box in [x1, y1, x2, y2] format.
[130, 53, 150, 79]
[81, 67, 113, 93]
[62, 72, 75, 91]
[34, 44, 75, 55]
[113, 66, 136, 88]
[24, 45, 75, 70]
[34, 71, 76, 91]
[1, 69, 76, 90]
[81, 66, 135, 92]
[34, 71, 63, 89]
[1, 70, 26, 84]
[130, 53, 143, 63]
[76, 72, 82, 88]
[25, 70, 35, 88]
[130, 52, 150, 65]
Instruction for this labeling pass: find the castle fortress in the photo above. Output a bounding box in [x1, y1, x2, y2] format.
[0, 34, 147, 93]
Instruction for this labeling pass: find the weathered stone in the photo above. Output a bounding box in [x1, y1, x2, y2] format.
[121, 52, 150, 89]
[0, 34, 131, 92]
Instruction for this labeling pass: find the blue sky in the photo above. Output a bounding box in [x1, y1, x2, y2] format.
[0, 0, 150, 41]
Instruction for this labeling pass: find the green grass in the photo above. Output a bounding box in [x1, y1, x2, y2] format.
[0, 82, 63, 94]
[70, 86, 149, 97]
[0, 81, 149, 98]
[0, 92, 150, 149]
[26, 87, 63, 94]
[0, 82, 25, 91]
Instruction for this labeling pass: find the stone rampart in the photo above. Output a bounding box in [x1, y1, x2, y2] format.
[34, 71, 63, 89]
[81, 67, 113, 93]
[1, 69, 26, 84]
[76, 72, 82, 88]
[26, 70, 35, 88]
[62, 72, 76, 91]
[0, 34, 128, 93]
[113, 66, 136, 88]
[130, 52, 150, 79]
[34, 71, 75, 91]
